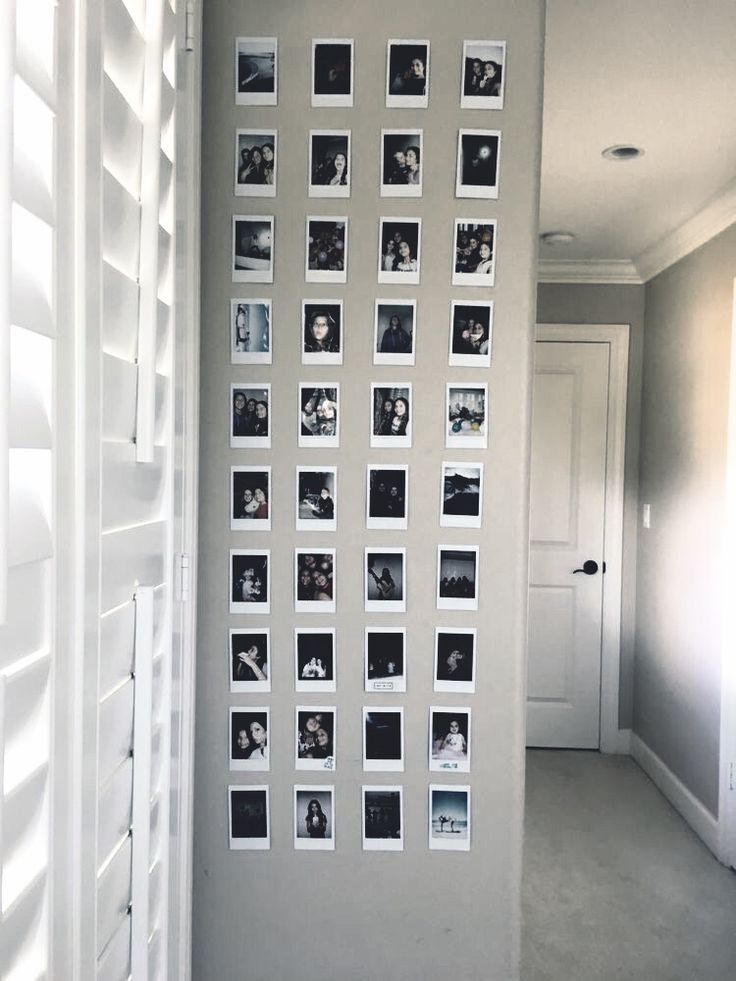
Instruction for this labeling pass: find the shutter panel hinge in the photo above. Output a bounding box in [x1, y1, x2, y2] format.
[185, 1, 196, 52]
[178, 552, 191, 602]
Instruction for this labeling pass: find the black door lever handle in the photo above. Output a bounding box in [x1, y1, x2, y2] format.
[572, 559, 599, 575]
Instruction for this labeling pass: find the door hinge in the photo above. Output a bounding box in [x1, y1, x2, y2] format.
[178, 552, 191, 602]
[185, 1, 196, 52]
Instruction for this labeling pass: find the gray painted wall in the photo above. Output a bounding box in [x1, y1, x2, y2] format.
[193, 3, 544, 980]
[536, 283, 645, 728]
[633, 224, 736, 816]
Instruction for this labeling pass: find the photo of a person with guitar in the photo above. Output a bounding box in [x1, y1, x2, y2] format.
[365, 548, 406, 612]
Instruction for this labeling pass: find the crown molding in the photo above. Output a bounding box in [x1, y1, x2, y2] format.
[537, 259, 642, 285]
[633, 178, 736, 282]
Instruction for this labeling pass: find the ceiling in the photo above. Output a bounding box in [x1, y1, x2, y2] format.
[538, 0, 736, 278]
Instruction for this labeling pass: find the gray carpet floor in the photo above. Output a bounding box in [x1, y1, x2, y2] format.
[522, 750, 736, 981]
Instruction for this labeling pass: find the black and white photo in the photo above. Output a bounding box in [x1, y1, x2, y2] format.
[302, 301, 342, 365]
[296, 467, 337, 532]
[229, 786, 270, 850]
[449, 301, 493, 368]
[461, 40, 506, 110]
[429, 707, 471, 773]
[299, 384, 340, 448]
[305, 216, 348, 283]
[434, 627, 476, 694]
[295, 785, 335, 850]
[365, 547, 406, 613]
[309, 131, 351, 198]
[363, 707, 404, 772]
[429, 785, 470, 851]
[231, 299, 271, 365]
[456, 129, 501, 199]
[453, 219, 496, 286]
[235, 130, 276, 196]
[370, 383, 412, 448]
[440, 463, 483, 529]
[295, 628, 336, 693]
[378, 217, 421, 285]
[386, 39, 429, 109]
[232, 215, 274, 284]
[312, 38, 354, 107]
[437, 546, 479, 611]
[231, 466, 271, 531]
[230, 707, 269, 771]
[380, 129, 423, 197]
[230, 627, 270, 693]
[231, 384, 271, 449]
[365, 627, 406, 693]
[296, 708, 336, 772]
[446, 383, 488, 448]
[294, 548, 336, 614]
[230, 549, 270, 614]
[374, 299, 416, 366]
[235, 37, 277, 106]
[363, 787, 403, 850]
[366, 465, 408, 530]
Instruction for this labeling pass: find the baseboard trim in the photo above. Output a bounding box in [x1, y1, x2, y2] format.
[630, 732, 719, 857]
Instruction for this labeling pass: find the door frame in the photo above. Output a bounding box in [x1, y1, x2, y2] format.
[535, 323, 630, 753]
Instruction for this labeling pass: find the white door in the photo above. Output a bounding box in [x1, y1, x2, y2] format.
[526, 341, 609, 748]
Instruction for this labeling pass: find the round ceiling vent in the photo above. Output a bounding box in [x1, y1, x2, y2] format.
[540, 231, 576, 246]
[602, 144, 645, 162]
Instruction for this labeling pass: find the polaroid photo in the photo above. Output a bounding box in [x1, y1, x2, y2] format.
[299, 383, 340, 448]
[370, 383, 412, 448]
[429, 707, 471, 773]
[434, 627, 476, 694]
[294, 548, 336, 614]
[365, 627, 406, 693]
[363, 786, 404, 851]
[234, 130, 277, 197]
[366, 465, 408, 530]
[232, 215, 274, 284]
[295, 627, 336, 693]
[429, 785, 470, 851]
[452, 219, 496, 286]
[230, 384, 271, 449]
[229, 707, 270, 772]
[378, 217, 421, 285]
[440, 462, 483, 529]
[365, 548, 406, 613]
[449, 301, 493, 368]
[302, 300, 343, 365]
[235, 37, 277, 106]
[296, 467, 337, 532]
[309, 131, 351, 199]
[295, 785, 335, 850]
[229, 786, 270, 850]
[305, 216, 348, 284]
[437, 546, 479, 612]
[229, 627, 270, 693]
[231, 466, 271, 531]
[296, 707, 336, 772]
[456, 129, 501, 200]
[461, 40, 506, 110]
[446, 383, 488, 449]
[380, 129, 423, 198]
[386, 39, 429, 109]
[231, 299, 272, 365]
[363, 707, 404, 772]
[312, 38, 354, 107]
[230, 549, 270, 614]
[374, 299, 416, 366]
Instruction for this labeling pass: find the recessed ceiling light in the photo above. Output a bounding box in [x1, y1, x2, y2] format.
[602, 144, 644, 162]
[540, 231, 576, 246]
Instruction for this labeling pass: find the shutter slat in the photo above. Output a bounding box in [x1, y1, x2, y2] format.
[8, 449, 52, 569]
[147, 861, 163, 945]
[103, 73, 143, 198]
[15, 0, 55, 110]
[98, 757, 133, 870]
[97, 678, 134, 789]
[158, 152, 173, 234]
[96, 833, 132, 959]
[0, 561, 50, 671]
[96, 912, 131, 981]
[101, 442, 166, 532]
[11, 203, 53, 337]
[99, 601, 135, 702]
[9, 327, 52, 449]
[103, 260, 140, 361]
[100, 521, 166, 614]
[12, 77, 54, 228]
[103, 353, 137, 442]
[1, 870, 47, 980]
[155, 299, 170, 371]
[2, 764, 48, 912]
[103, 169, 141, 281]
[157, 226, 172, 303]
[103, 0, 145, 115]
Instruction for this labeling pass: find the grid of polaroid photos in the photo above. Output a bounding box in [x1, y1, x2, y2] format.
[228, 36, 505, 854]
